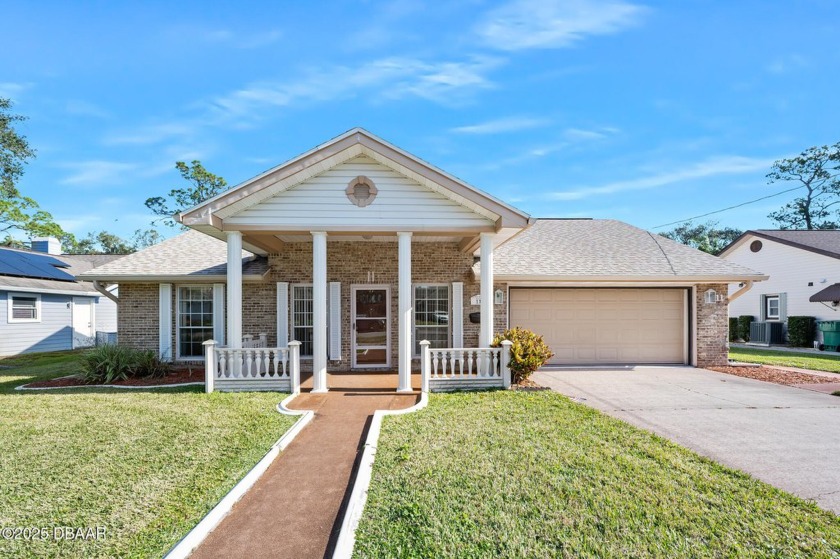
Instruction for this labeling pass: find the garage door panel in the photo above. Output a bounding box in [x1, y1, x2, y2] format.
[510, 288, 687, 365]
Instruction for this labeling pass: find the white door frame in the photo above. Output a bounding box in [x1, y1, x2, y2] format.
[351, 284, 391, 369]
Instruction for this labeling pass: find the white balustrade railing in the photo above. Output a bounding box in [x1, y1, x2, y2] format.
[203, 340, 301, 393]
[420, 340, 512, 392]
[242, 333, 268, 348]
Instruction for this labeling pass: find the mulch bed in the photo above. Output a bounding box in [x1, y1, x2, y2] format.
[22, 366, 205, 389]
[709, 366, 837, 386]
[511, 377, 550, 391]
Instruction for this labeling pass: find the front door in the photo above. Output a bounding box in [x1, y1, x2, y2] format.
[351, 285, 390, 368]
[72, 297, 95, 349]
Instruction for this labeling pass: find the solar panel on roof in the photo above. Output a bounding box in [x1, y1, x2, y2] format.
[0, 249, 77, 282]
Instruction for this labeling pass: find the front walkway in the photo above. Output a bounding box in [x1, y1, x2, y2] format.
[534, 366, 840, 514]
[190, 372, 420, 559]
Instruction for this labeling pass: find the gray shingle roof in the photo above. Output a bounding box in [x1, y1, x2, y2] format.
[78, 230, 268, 280]
[745, 230, 840, 260]
[493, 219, 764, 280]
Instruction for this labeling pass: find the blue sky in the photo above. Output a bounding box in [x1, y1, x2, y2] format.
[2, 0, 838, 240]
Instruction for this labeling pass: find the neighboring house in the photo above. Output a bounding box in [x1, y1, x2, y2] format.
[79, 129, 765, 392]
[0, 239, 122, 356]
[720, 229, 840, 344]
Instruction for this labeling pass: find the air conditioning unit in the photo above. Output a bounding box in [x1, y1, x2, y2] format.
[749, 322, 785, 345]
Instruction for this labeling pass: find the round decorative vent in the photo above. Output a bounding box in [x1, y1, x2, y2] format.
[750, 240, 763, 252]
[346, 176, 378, 207]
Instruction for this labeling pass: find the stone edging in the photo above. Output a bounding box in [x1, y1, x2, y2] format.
[16, 381, 204, 391]
[331, 391, 430, 559]
[163, 392, 314, 559]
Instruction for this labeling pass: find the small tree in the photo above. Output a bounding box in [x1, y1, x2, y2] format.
[145, 160, 227, 227]
[659, 221, 743, 255]
[492, 327, 554, 383]
[767, 142, 840, 230]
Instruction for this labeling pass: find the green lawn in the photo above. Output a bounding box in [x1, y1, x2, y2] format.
[730, 346, 840, 373]
[354, 391, 840, 558]
[0, 350, 296, 558]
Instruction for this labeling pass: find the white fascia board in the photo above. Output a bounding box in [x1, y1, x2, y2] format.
[0, 285, 98, 297]
[496, 274, 769, 284]
[75, 274, 267, 283]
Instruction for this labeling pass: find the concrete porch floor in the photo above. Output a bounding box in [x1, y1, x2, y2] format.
[190, 371, 421, 559]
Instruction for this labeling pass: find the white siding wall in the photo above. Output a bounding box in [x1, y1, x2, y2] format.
[225, 155, 494, 230]
[0, 291, 77, 356]
[95, 288, 118, 333]
[725, 238, 840, 338]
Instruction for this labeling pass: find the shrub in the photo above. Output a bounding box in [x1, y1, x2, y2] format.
[80, 345, 171, 384]
[787, 316, 816, 347]
[132, 350, 172, 378]
[729, 317, 738, 342]
[737, 315, 754, 342]
[492, 327, 554, 383]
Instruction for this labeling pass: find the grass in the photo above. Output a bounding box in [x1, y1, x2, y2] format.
[0, 350, 296, 558]
[354, 391, 840, 558]
[730, 346, 840, 373]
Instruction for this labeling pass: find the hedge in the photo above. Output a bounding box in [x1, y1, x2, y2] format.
[729, 317, 739, 342]
[787, 316, 816, 347]
[737, 315, 754, 342]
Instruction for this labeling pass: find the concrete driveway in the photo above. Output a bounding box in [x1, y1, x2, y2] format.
[533, 366, 840, 515]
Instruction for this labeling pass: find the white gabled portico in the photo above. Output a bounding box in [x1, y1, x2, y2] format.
[187, 128, 530, 393]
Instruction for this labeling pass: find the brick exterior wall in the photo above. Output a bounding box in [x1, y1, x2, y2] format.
[114, 249, 730, 369]
[695, 283, 729, 367]
[117, 283, 159, 351]
[116, 241, 507, 369]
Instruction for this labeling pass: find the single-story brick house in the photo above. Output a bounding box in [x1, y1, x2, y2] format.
[80, 129, 766, 392]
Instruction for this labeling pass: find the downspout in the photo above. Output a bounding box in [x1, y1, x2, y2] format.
[93, 281, 119, 304]
[726, 280, 753, 304]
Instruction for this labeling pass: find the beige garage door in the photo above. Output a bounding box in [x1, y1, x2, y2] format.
[509, 288, 687, 365]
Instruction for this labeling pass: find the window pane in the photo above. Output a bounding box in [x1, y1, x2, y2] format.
[414, 285, 449, 354]
[178, 286, 214, 358]
[292, 285, 314, 356]
[11, 297, 38, 320]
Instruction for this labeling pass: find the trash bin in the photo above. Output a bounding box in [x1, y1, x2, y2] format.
[817, 321, 840, 351]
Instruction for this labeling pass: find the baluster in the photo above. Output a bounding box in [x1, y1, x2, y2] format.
[259, 349, 267, 377]
[479, 350, 487, 378]
[457, 350, 464, 376]
[431, 351, 439, 378]
[226, 351, 234, 378]
[280, 350, 288, 377]
[467, 351, 474, 376]
[492, 351, 498, 378]
[218, 352, 226, 378]
[243, 350, 252, 378]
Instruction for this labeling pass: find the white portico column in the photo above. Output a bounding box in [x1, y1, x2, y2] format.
[479, 232, 494, 348]
[311, 231, 328, 393]
[226, 231, 243, 349]
[397, 232, 413, 393]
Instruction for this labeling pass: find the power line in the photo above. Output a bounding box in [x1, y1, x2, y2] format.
[651, 185, 804, 229]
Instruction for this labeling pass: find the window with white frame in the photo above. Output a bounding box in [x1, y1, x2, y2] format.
[292, 285, 314, 357]
[765, 295, 780, 320]
[414, 285, 450, 355]
[177, 286, 213, 359]
[8, 293, 40, 323]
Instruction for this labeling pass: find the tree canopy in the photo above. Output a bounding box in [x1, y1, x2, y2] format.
[767, 142, 840, 230]
[145, 160, 228, 227]
[659, 221, 743, 255]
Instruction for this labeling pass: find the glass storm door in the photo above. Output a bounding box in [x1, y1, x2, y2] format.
[352, 286, 390, 368]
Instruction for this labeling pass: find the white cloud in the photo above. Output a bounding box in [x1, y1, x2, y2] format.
[476, 0, 647, 51]
[209, 56, 501, 121]
[58, 161, 138, 186]
[549, 155, 774, 200]
[65, 100, 110, 119]
[104, 122, 199, 146]
[0, 82, 33, 99]
[766, 54, 809, 75]
[451, 116, 550, 134]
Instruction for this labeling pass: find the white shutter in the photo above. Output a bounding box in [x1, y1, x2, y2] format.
[159, 284, 172, 361]
[329, 282, 341, 360]
[779, 292, 788, 322]
[213, 283, 225, 346]
[452, 282, 464, 348]
[759, 295, 767, 321]
[277, 282, 289, 347]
